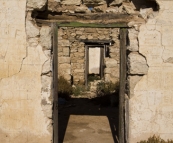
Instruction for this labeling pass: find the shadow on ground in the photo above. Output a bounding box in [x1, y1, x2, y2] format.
[58, 96, 119, 143]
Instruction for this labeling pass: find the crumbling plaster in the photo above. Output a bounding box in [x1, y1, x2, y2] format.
[0, 0, 53, 143]
[129, 0, 173, 142]
[1, 0, 173, 142]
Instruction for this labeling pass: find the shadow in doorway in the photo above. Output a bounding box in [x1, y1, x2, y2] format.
[58, 96, 119, 143]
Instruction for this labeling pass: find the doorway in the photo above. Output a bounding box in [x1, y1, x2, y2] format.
[84, 41, 111, 87]
[52, 24, 128, 143]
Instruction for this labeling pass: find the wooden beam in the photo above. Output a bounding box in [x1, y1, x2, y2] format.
[125, 94, 129, 143]
[36, 13, 139, 21]
[56, 21, 128, 28]
[35, 13, 145, 27]
[52, 23, 58, 143]
[80, 39, 112, 44]
[85, 45, 89, 88]
[119, 28, 127, 143]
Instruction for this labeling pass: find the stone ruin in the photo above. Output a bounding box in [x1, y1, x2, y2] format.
[58, 27, 120, 85]
[1, 0, 173, 143]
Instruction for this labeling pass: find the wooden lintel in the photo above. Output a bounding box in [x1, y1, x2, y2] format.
[36, 19, 129, 28]
[80, 39, 112, 44]
[35, 13, 145, 28]
[56, 21, 128, 28]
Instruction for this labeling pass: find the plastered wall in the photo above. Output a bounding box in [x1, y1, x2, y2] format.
[0, 0, 173, 143]
[129, 0, 173, 142]
[0, 0, 53, 143]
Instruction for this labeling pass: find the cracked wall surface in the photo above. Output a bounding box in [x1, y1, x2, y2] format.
[129, 0, 173, 142]
[0, 0, 52, 143]
[1, 0, 173, 143]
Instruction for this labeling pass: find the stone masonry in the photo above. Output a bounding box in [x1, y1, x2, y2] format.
[0, 0, 173, 143]
[58, 27, 120, 84]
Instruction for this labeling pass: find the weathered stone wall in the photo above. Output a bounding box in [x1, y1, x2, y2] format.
[0, 0, 53, 143]
[128, 0, 173, 142]
[1, 0, 173, 143]
[58, 27, 120, 84]
[48, 0, 132, 14]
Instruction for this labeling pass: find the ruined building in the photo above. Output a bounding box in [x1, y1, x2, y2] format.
[0, 0, 173, 143]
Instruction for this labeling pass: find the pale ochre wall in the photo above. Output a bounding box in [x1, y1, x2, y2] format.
[0, 1, 52, 143]
[129, 1, 173, 142]
[1, 0, 173, 143]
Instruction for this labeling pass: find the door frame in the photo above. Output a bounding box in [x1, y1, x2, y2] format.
[51, 22, 128, 143]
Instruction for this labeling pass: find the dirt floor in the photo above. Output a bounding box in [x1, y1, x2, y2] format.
[58, 96, 119, 143]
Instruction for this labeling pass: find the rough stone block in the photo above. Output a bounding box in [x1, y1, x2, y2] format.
[74, 52, 85, 58]
[40, 26, 52, 50]
[109, 47, 119, 53]
[78, 48, 85, 53]
[59, 63, 71, 69]
[83, 0, 106, 6]
[58, 57, 70, 64]
[122, 2, 136, 14]
[42, 59, 52, 74]
[127, 52, 148, 75]
[74, 69, 84, 73]
[109, 0, 123, 6]
[127, 39, 138, 52]
[59, 40, 70, 46]
[64, 74, 71, 81]
[48, 0, 61, 12]
[27, 0, 47, 10]
[75, 5, 90, 13]
[59, 64, 71, 74]
[58, 52, 63, 57]
[76, 30, 83, 35]
[63, 47, 70, 56]
[106, 7, 119, 13]
[105, 74, 119, 83]
[105, 68, 119, 78]
[105, 58, 118, 68]
[127, 29, 139, 52]
[140, 8, 153, 20]
[93, 4, 107, 13]
[85, 28, 97, 33]
[26, 21, 40, 38]
[61, 0, 81, 5]
[127, 75, 142, 98]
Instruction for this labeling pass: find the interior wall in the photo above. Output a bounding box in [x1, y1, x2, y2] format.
[57, 27, 120, 85]
[128, 0, 173, 142]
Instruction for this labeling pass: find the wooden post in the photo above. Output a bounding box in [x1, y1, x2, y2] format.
[119, 28, 127, 143]
[52, 23, 58, 143]
[100, 46, 104, 79]
[125, 94, 129, 143]
[85, 45, 89, 88]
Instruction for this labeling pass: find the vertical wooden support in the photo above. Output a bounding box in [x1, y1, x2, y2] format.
[119, 28, 127, 143]
[125, 94, 129, 143]
[100, 46, 104, 79]
[85, 45, 88, 88]
[52, 23, 58, 143]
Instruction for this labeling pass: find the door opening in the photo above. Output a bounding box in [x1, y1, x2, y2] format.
[84, 42, 111, 87]
[51, 24, 127, 143]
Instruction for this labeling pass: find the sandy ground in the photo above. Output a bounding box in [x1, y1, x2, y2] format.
[58, 97, 119, 143]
